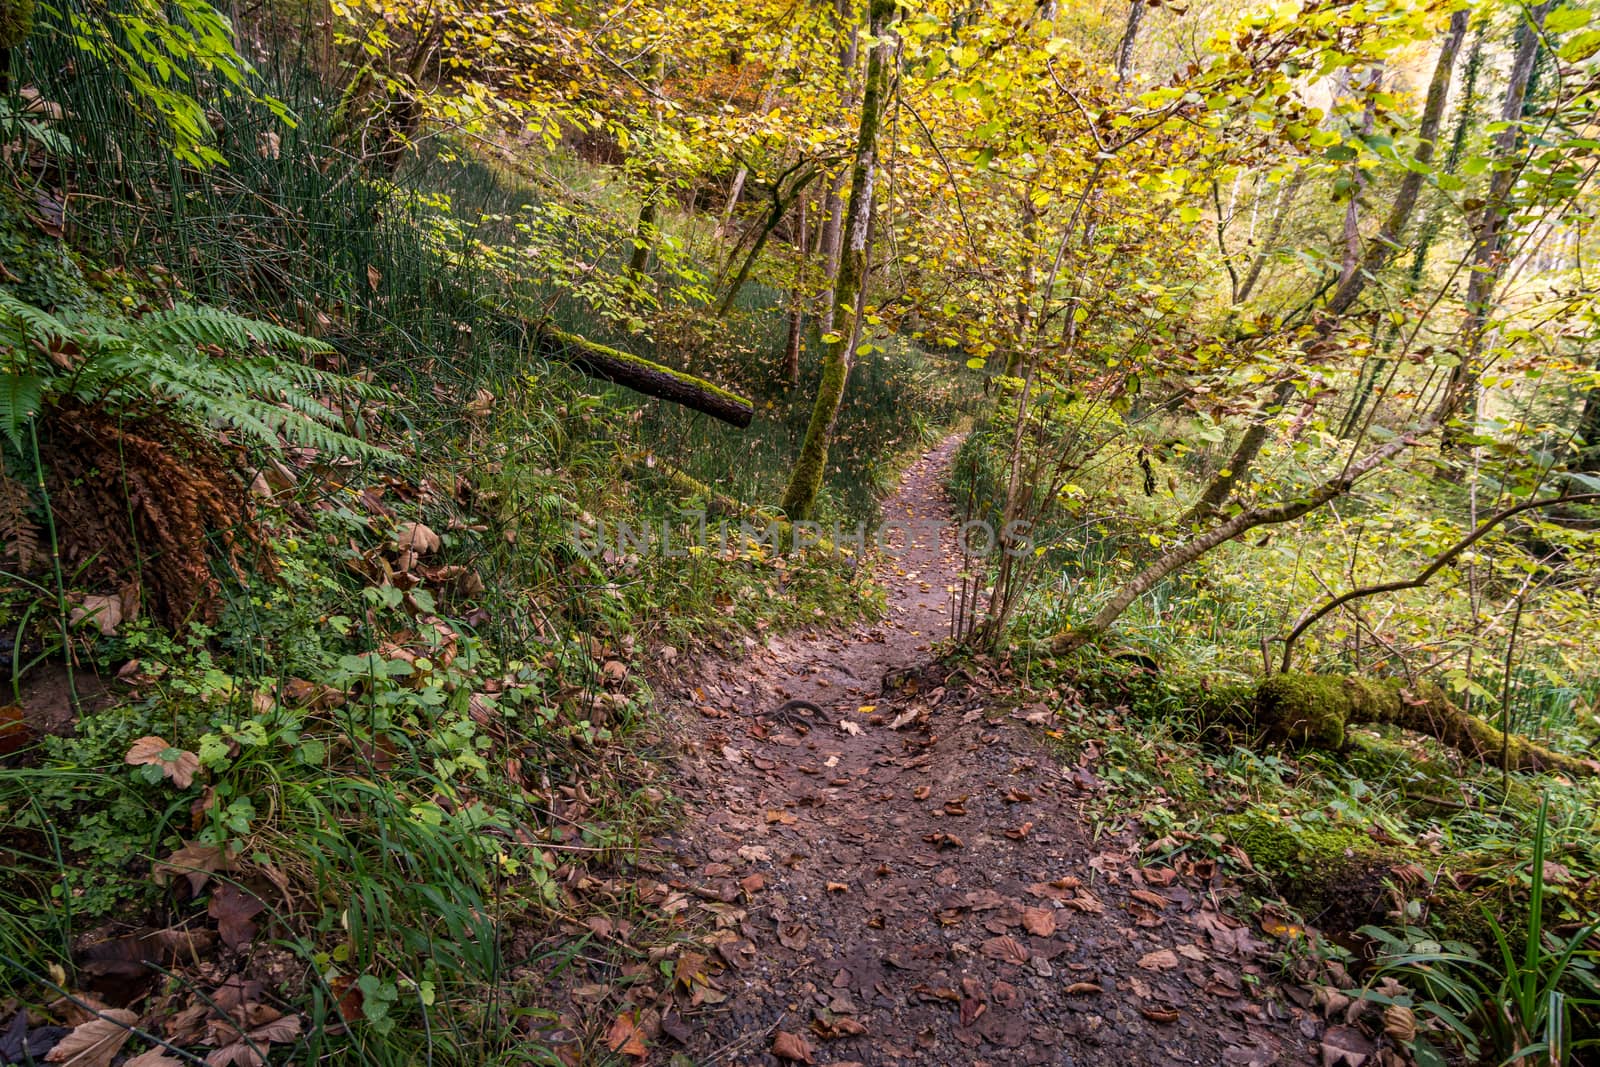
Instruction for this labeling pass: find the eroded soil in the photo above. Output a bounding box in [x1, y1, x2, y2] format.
[651, 438, 1323, 1065]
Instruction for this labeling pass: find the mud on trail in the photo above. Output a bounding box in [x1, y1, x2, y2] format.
[650, 437, 1323, 1066]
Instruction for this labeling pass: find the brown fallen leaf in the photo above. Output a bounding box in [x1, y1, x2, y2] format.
[153, 841, 232, 895]
[125, 737, 200, 789]
[825, 882, 849, 893]
[606, 1012, 648, 1058]
[1130, 889, 1168, 909]
[1320, 1024, 1374, 1066]
[125, 1050, 186, 1066]
[777, 923, 810, 950]
[209, 883, 266, 951]
[1020, 907, 1057, 937]
[771, 1030, 814, 1062]
[1063, 982, 1102, 996]
[979, 935, 1030, 965]
[1004, 821, 1034, 840]
[45, 1010, 137, 1066]
[1140, 1006, 1180, 1024]
[1137, 948, 1179, 972]
[206, 1014, 301, 1067]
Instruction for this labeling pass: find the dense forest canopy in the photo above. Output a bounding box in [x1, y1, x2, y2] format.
[2, 0, 1600, 1063]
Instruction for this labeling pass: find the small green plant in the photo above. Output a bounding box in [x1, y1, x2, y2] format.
[1356, 794, 1600, 1066]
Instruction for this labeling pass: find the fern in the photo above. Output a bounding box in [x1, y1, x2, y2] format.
[0, 469, 40, 570]
[0, 289, 399, 462]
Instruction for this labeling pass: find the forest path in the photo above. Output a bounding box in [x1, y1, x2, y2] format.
[656, 436, 1319, 1066]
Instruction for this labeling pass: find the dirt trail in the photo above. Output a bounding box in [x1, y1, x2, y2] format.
[659, 437, 1318, 1065]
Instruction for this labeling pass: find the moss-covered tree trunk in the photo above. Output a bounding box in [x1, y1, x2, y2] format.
[1253, 674, 1595, 777]
[778, 0, 894, 520]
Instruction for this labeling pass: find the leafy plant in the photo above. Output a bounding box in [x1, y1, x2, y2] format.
[0, 288, 395, 459]
[1357, 794, 1600, 1066]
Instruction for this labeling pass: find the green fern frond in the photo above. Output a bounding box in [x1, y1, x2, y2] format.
[0, 289, 398, 463]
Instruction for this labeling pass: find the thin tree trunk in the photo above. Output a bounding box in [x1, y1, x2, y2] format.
[629, 53, 665, 279]
[1185, 15, 1468, 523]
[1577, 367, 1600, 470]
[784, 199, 808, 385]
[1115, 0, 1143, 81]
[818, 0, 861, 338]
[1446, 1, 1551, 452]
[779, 0, 894, 520]
[718, 30, 800, 237]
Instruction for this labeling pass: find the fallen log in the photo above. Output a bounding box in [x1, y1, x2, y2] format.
[1253, 673, 1596, 778]
[460, 293, 755, 428]
[536, 327, 754, 429]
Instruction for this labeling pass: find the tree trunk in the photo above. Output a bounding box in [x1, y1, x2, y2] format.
[1114, 0, 1143, 81]
[783, 198, 809, 386]
[779, 0, 894, 520]
[1446, 1, 1551, 452]
[1251, 674, 1594, 777]
[538, 327, 754, 427]
[1185, 15, 1469, 523]
[718, 29, 800, 237]
[817, 0, 860, 339]
[628, 53, 665, 279]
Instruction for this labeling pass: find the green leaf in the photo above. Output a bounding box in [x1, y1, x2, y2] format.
[0, 373, 45, 451]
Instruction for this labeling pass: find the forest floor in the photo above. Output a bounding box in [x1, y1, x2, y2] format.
[644, 437, 1329, 1066]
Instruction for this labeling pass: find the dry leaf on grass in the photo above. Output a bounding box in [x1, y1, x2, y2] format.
[209, 883, 266, 951]
[125, 737, 200, 788]
[125, 1050, 186, 1066]
[45, 1010, 137, 1067]
[206, 1013, 302, 1067]
[605, 1012, 647, 1058]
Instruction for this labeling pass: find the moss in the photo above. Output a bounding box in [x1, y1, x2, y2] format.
[1255, 673, 1355, 747]
[1223, 808, 1402, 931]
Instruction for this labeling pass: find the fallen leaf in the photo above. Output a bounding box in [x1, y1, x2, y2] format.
[771, 1030, 814, 1062]
[45, 1010, 137, 1067]
[1137, 948, 1179, 972]
[979, 936, 1030, 965]
[126, 1051, 186, 1066]
[391, 522, 440, 555]
[1021, 907, 1057, 937]
[153, 842, 231, 894]
[1063, 982, 1102, 995]
[125, 737, 200, 788]
[1140, 1006, 1180, 1024]
[209, 883, 266, 950]
[70, 594, 122, 636]
[606, 1012, 648, 1058]
[1320, 1024, 1374, 1067]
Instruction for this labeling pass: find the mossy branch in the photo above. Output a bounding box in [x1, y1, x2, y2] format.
[1254, 673, 1596, 778]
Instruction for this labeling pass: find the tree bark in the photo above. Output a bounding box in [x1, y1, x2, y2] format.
[779, 0, 894, 520]
[1446, 1, 1551, 452]
[1251, 674, 1595, 776]
[628, 53, 665, 279]
[783, 198, 808, 385]
[1115, 0, 1143, 81]
[817, 0, 860, 339]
